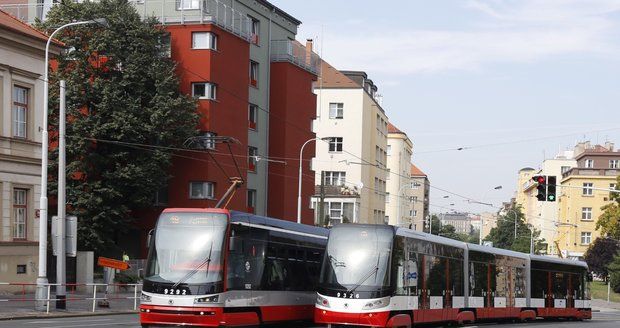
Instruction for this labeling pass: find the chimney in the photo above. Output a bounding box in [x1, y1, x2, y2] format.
[305, 38, 314, 67]
[305, 38, 313, 52]
[605, 141, 615, 151]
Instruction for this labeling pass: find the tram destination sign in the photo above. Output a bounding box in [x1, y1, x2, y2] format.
[97, 256, 130, 270]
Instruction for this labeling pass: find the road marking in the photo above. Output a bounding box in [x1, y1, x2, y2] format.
[26, 318, 114, 324]
[37, 321, 136, 328]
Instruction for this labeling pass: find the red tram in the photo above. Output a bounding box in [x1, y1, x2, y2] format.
[315, 224, 591, 327]
[139, 208, 327, 327]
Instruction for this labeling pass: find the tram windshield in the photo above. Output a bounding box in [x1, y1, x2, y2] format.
[145, 212, 227, 288]
[320, 225, 393, 292]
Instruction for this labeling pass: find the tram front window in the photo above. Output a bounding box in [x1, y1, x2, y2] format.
[320, 225, 393, 296]
[144, 212, 227, 294]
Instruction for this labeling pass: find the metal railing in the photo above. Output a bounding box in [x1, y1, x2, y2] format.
[0, 0, 252, 41]
[271, 40, 321, 75]
[0, 282, 142, 314]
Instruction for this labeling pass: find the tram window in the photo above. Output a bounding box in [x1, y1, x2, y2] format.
[426, 256, 446, 296]
[515, 267, 526, 298]
[449, 259, 464, 296]
[489, 265, 497, 296]
[554, 272, 568, 298]
[494, 265, 506, 297]
[531, 269, 546, 298]
[226, 224, 266, 291]
[470, 262, 487, 297]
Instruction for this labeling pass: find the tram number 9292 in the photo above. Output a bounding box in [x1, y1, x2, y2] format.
[164, 288, 187, 295]
[337, 292, 360, 299]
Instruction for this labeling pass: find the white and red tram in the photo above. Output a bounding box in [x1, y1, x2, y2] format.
[315, 224, 591, 327]
[139, 208, 327, 327]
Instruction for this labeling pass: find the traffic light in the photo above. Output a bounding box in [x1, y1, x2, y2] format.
[533, 175, 546, 201]
[547, 176, 557, 201]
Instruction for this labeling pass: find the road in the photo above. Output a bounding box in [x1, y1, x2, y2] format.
[0, 311, 618, 328]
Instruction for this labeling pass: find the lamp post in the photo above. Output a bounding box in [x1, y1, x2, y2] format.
[478, 185, 502, 245]
[297, 137, 329, 224]
[36, 18, 108, 311]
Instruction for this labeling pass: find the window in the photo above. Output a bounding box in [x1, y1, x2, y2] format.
[581, 207, 593, 221]
[177, 0, 199, 10]
[413, 210, 417, 217]
[247, 189, 256, 213]
[329, 202, 342, 219]
[329, 102, 343, 119]
[409, 209, 414, 216]
[250, 16, 259, 44]
[411, 181, 420, 189]
[248, 104, 258, 130]
[202, 132, 216, 150]
[250, 61, 259, 87]
[610, 160, 619, 169]
[248, 146, 258, 172]
[328, 137, 343, 152]
[189, 182, 214, 199]
[582, 183, 593, 195]
[324, 171, 346, 186]
[16, 265, 27, 274]
[385, 192, 390, 203]
[387, 145, 392, 156]
[561, 166, 571, 174]
[13, 86, 28, 138]
[192, 32, 217, 50]
[192, 82, 216, 100]
[410, 196, 418, 203]
[13, 189, 27, 240]
[585, 159, 594, 168]
[154, 185, 168, 206]
[580, 232, 592, 245]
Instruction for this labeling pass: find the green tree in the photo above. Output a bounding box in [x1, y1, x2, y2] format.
[37, 0, 198, 252]
[584, 237, 620, 281]
[596, 176, 620, 239]
[609, 252, 620, 293]
[483, 206, 546, 253]
[428, 214, 441, 234]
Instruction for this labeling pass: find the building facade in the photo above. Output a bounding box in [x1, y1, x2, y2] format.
[385, 123, 412, 227]
[440, 212, 471, 234]
[406, 164, 429, 231]
[557, 142, 619, 259]
[312, 61, 389, 225]
[0, 10, 61, 286]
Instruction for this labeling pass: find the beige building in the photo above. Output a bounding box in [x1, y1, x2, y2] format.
[312, 61, 389, 225]
[406, 164, 429, 231]
[516, 151, 576, 256]
[385, 123, 412, 227]
[557, 142, 619, 259]
[0, 10, 61, 287]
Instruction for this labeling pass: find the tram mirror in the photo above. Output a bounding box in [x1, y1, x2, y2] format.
[586, 273, 593, 282]
[229, 236, 241, 252]
[138, 268, 144, 279]
[147, 229, 154, 248]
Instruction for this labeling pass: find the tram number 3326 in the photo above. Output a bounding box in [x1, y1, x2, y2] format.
[164, 289, 187, 295]
[337, 292, 359, 299]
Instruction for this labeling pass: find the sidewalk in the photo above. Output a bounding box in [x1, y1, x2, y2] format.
[592, 298, 620, 312]
[0, 290, 139, 320]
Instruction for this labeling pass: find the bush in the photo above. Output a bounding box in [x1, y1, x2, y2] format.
[114, 271, 139, 284]
[608, 253, 620, 293]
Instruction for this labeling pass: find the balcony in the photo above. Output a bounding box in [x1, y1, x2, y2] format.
[314, 185, 360, 198]
[271, 40, 320, 75]
[562, 167, 619, 179]
[0, 0, 252, 40]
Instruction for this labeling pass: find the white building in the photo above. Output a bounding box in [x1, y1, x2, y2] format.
[311, 61, 388, 225]
[0, 11, 61, 288]
[385, 123, 412, 227]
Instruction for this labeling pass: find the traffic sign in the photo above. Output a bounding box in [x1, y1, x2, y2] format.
[97, 257, 130, 270]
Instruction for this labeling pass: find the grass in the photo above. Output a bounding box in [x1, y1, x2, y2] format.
[591, 281, 620, 303]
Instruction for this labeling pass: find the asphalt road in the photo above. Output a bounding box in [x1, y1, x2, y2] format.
[0, 311, 619, 328]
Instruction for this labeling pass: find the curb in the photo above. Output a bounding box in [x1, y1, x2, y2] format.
[0, 310, 138, 321]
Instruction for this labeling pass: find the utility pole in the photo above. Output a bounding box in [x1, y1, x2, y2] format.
[56, 80, 66, 309]
[318, 171, 325, 227]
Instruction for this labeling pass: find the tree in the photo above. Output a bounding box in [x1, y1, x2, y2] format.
[584, 237, 620, 281]
[437, 224, 465, 241]
[37, 0, 198, 252]
[483, 206, 546, 254]
[596, 176, 620, 239]
[428, 214, 441, 234]
[609, 252, 620, 293]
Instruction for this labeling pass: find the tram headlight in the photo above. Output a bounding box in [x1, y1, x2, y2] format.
[140, 292, 152, 302]
[194, 295, 219, 304]
[316, 294, 330, 308]
[362, 297, 389, 310]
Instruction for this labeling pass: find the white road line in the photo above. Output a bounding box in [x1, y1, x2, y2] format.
[37, 321, 136, 328]
[26, 318, 114, 324]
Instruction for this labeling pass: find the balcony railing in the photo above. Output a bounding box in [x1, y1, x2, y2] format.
[0, 0, 251, 41]
[271, 40, 320, 75]
[562, 167, 620, 179]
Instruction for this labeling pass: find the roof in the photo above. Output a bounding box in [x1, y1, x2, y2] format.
[0, 9, 63, 46]
[388, 122, 404, 134]
[318, 59, 359, 88]
[255, 0, 301, 25]
[410, 163, 427, 177]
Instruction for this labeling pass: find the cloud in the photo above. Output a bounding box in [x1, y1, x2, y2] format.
[307, 0, 620, 75]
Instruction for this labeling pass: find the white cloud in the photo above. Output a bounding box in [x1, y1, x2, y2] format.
[307, 0, 620, 75]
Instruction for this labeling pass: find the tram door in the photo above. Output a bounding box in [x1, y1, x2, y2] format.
[419, 255, 429, 310]
[567, 274, 575, 308]
[404, 251, 419, 310]
[545, 272, 554, 308]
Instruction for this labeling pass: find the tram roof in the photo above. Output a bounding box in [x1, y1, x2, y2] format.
[395, 227, 467, 249]
[467, 243, 529, 259]
[529, 254, 588, 269]
[229, 211, 329, 237]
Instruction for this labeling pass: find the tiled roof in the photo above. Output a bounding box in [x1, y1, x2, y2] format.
[318, 59, 358, 88]
[410, 164, 427, 177]
[0, 9, 63, 46]
[388, 122, 403, 134]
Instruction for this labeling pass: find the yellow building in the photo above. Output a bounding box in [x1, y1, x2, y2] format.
[557, 142, 619, 259]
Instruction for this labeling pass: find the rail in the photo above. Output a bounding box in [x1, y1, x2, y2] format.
[0, 0, 252, 41]
[0, 282, 142, 314]
[271, 39, 321, 75]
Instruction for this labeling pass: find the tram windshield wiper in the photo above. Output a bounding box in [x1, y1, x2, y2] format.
[329, 254, 346, 267]
[346, 254, 381, 294]
[171, 241, 213, 290]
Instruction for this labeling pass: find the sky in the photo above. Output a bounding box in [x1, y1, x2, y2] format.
[272, 0, 620, 214]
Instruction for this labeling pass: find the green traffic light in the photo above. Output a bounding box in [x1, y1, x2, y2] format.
[548, 195, 555, 201]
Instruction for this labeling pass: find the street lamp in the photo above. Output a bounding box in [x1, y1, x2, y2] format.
[478, 185, 502, 245]
[36, 18, 108, 310]
[297, 137, 329, 224]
